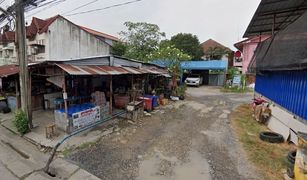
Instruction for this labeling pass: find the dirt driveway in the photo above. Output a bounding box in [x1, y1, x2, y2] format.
[67, 86, 261, 180]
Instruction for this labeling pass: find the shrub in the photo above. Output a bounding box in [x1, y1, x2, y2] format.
[13, 110, 29, 134]
[175, 85, 187, 98]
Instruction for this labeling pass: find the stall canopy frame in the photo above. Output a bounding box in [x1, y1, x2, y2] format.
[244, 0, 307, 37]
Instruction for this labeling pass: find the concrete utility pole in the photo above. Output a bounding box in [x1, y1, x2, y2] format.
[15, 0, 32, 128]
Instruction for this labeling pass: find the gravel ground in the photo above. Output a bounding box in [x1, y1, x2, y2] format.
[67, 86, 261, 180]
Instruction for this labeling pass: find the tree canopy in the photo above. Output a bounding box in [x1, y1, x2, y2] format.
[111, 22, 165, 62]
[169, 33, 203, 60]
[205, 46, 231, 60]
[148, 46, 191, 88]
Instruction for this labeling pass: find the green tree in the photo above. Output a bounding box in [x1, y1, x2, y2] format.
[148, 46, 191, 88]
[119, 22, 165, 62]
[170, 33, 203, 59]
[111, 41, 127, 56]
[206, 47, 231, 60]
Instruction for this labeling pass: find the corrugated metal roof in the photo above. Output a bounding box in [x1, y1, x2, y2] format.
[56, 64, 170, 77]
[0, 65, 19, 78]
[181, 60, 228, 70]
[56, 64, 144, 75]
[244, 0, 307, 37]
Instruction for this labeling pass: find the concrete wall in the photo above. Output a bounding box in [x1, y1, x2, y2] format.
[242, 43, 257, 73]
[256, 93, 307, 145]
[48, 17, 110, 60]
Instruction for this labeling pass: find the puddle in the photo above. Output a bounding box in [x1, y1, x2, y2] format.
[137, 149, 211, 180]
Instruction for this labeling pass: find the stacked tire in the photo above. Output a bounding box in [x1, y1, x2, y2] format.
[286, 150, 296, 178]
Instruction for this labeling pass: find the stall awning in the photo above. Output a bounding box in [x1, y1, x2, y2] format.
[56, 64, 145, 75]
[55, 64, 170, 77]
[0, 65, 19, 78]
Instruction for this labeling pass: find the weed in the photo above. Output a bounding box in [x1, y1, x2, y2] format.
[231, 104, 293, 180]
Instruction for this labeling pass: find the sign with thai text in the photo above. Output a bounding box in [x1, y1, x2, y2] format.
[232, 75, 241, 86]
[72, 106, 100, 130]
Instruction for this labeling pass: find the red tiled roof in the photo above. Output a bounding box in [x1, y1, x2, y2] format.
[0, 65, 19, 77]
[79, 26, 119, 41]
[39, 15, 60, 33]
[0, 31, 15, 43]
[201, 39, 231, 53]
[0, 15, 119, 43]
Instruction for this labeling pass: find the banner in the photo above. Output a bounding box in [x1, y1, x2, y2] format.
[72, 106, 100, 130]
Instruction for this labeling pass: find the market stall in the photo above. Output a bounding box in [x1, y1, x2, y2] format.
[0, 65, 20, 112]
[41, 56, 170, 134]
[47, 65, 146, 133]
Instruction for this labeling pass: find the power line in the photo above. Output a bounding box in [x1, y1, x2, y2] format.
[26, 0, 68, 18]
[65, 0, 142, 16]
[62, 0, 101, 15]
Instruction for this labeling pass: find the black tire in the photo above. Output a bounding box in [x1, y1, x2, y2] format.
[259, 131, 284, 143]
[287, 167, 295, 178]
[285, 158, 294, 170]
[287, 150, 297, 164]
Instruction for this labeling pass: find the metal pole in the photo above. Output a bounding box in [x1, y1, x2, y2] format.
[15, 0, 32, 128]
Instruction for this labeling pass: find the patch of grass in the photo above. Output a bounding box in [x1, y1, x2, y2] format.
[78, 141, 96, 149]
[221, 87, 253, 93]
[61, 141, 96, 157]
[231, 104, 292, 180]
[62, 147, 73, 157]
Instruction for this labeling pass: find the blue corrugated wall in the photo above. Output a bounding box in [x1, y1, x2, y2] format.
[256, 71, 307, 121]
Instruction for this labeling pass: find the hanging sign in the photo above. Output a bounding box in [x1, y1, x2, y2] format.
[72, 106, 100, 130]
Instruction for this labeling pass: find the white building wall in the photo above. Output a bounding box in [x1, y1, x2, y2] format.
[27, 33, 49, 61]
[48, 17, 110, 60]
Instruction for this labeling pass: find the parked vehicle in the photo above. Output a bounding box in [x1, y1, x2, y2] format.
[185, 74, 202, 87]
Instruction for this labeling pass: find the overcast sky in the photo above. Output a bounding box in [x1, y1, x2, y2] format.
[20, 0, 260, 50]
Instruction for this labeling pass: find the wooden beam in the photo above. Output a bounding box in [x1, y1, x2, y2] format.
[109, 75, 113, 115]
[27, 71, 32, 124]
[63, 74, 68, 118]
[15, 78, 20, 108]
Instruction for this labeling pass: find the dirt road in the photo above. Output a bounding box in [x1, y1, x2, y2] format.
[67, 86, 261, 180]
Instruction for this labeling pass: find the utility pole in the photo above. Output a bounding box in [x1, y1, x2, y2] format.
[15, 0, 32, 128]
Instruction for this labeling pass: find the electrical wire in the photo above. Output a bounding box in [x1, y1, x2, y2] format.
[65, 0, 142, 16]
[62, 0, 101, 15]
[25, 0, 68, 17]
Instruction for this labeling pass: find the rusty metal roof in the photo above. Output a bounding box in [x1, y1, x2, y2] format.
[244, 0, 307, 37]
[56, 64, 169, 76]
[0, 65, 19, 78]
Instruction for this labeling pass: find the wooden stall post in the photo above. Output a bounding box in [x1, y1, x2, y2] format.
[109, 75, 113, 115]
[15, 78, 21, 108]
[131, 74, 134, 88]
[27, 71, 32, 126]
[62, 74, 68, 118]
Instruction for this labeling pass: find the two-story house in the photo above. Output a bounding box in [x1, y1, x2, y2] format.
[0, 15, 119, 65]
[233, 35, 270, 74]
